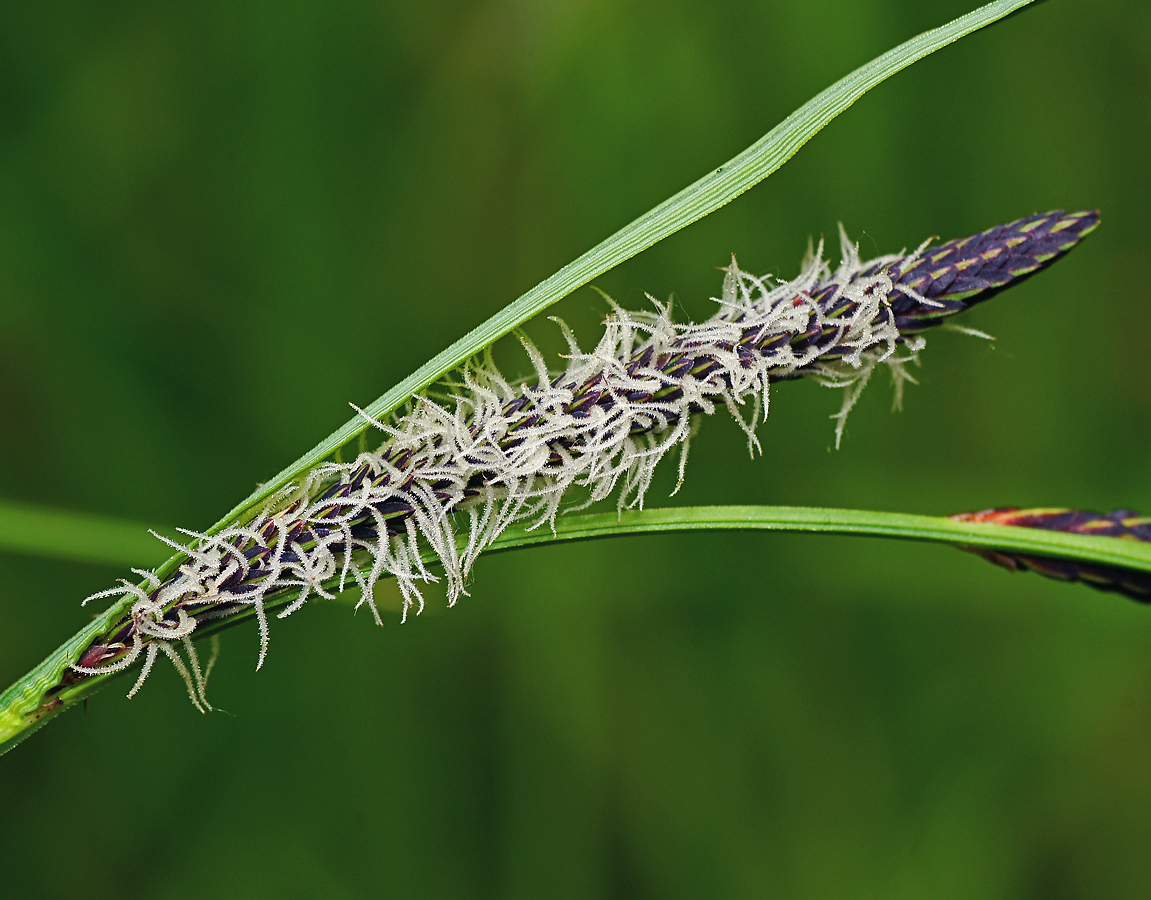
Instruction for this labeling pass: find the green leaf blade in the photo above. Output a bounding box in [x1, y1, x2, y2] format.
[0, 500, 169, 568]
[209, 0, 1036, 538]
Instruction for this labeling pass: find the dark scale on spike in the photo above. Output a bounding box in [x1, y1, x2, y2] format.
[950, 507, 1151, 602]
[68, 211, 1100, 692]
[890, 210, 1099, 334]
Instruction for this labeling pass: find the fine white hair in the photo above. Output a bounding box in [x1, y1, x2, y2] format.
[78, 229, 928, 705]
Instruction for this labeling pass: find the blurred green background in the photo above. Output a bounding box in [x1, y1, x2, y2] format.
[2, 0, 1150, 896]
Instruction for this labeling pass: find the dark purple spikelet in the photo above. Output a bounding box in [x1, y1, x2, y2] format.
[779, 209, 1100, 369]
[950, 507, 1151, 602]
[886, 209, 1099, 334]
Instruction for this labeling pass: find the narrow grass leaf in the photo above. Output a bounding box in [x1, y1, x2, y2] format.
[206, 0, 1037, 541]
[0, 500, 171, 568]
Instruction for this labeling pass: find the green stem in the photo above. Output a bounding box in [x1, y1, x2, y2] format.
[486, 506, 1151, 566]
[3, 502, 1148, 755]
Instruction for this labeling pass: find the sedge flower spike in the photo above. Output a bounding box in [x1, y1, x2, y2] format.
[951, 507, 1151, 601]
[68, 210, 1098, 708]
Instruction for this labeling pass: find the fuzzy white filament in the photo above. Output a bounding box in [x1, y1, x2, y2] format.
[77, 227, 928, 704]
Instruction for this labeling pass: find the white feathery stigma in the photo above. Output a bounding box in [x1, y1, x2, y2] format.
[75, 227, 930, 706]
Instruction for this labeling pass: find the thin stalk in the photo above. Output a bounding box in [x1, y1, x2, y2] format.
[4, 503, 1149, 755]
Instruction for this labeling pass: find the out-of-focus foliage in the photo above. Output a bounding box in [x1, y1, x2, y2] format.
[1, 1, 1149, 897]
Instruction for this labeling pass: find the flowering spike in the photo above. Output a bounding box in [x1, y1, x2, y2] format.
[884, 209, 1099, 333]
[950, 507, 1151, 601]
[71, 211, 1100, 704]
